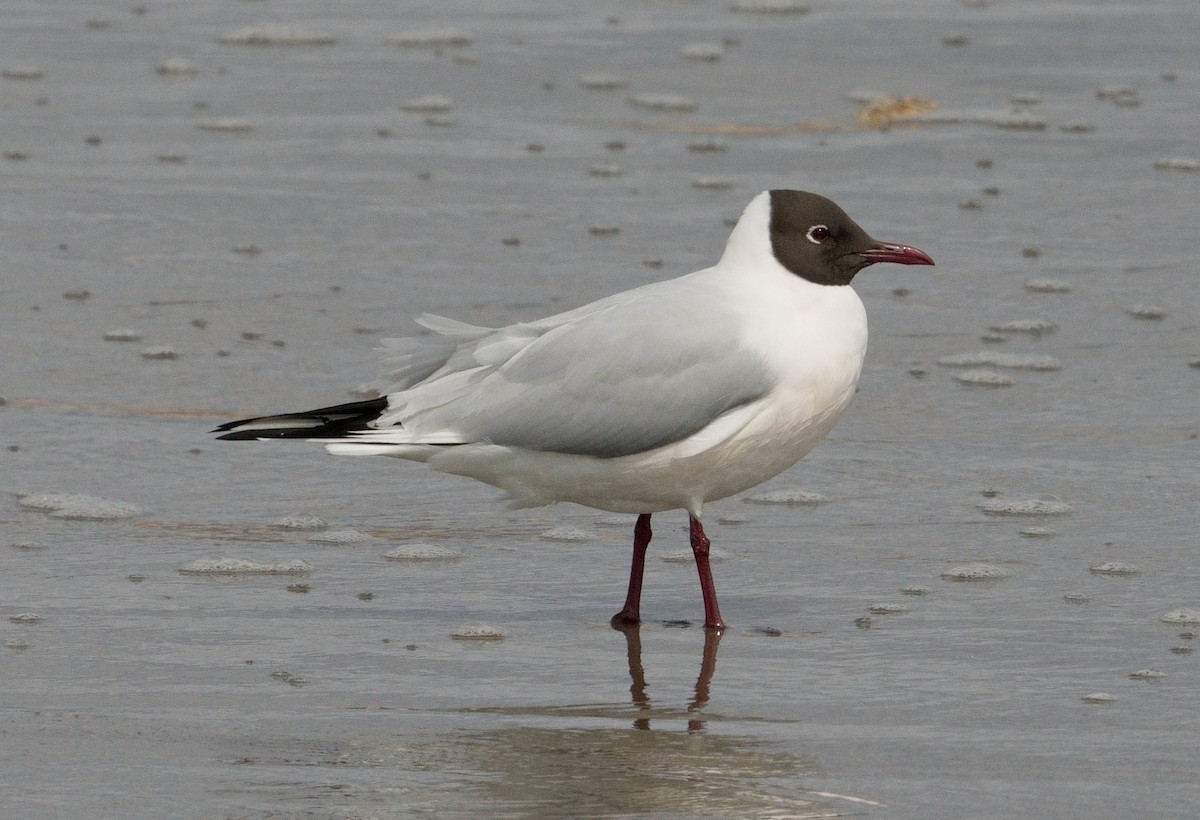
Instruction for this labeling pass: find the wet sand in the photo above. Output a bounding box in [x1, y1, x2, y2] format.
[3, 1, 1198, 817]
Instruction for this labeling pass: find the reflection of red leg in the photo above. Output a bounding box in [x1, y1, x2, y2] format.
[687, 626, 722, 732]
[611, 513, 653, 626]
[689, 515, 726, 631]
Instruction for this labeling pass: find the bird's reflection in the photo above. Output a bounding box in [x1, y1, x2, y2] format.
[612, 622, 722, 733]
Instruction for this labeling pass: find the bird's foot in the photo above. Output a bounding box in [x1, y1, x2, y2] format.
[610, 610, 641, 628]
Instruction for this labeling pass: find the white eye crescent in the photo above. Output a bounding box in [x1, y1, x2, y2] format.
[806, 224, 832, 245]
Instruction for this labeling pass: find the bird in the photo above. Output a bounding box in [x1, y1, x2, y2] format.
[214, 190, 933, 631]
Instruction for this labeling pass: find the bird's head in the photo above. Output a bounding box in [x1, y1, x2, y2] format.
[768, 190, 934, 286]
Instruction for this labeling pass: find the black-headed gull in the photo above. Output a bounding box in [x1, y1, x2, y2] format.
[216, 190, 934, 630]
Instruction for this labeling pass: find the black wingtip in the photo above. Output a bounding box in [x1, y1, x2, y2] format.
[213, 396, 389, 441]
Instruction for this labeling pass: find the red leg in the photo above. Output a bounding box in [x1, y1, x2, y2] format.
[611, 513, 653, 626]
[689, 514, 726, 631]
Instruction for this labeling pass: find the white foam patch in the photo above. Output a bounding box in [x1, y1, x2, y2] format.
[744, 488, 827, 506]
[384, 543, 462, 561]
[578, 72, 629, 90]
[103, 329, 143, 342]
[195, 118, 253, 133]
[1082, 692, 1117, 704]
[939, 352, 1061, 371]
[179, 558, 312, 575]
[1129, 669, 1166, 680]
[13, 541, 48, 551]
[628, 93, 696, 112]
[400, 95, 455, 113]
[1160, 609, 1200, 625]
[1089, 561, 1141, 576]
[140, 347, 178, 360]
[954, 368, 1013, 387]
[661, 548, 729, 563]
[451, 623, 505, 640]
[2, 66, 44, 80]
[941, 563, 1012, 581]
[1020, 527, 1057, 538]
[1025, 279, 1072, 293]
[588, 164, 623, 178]
[156, 58, 197, 76]
[308, 528, 373, 544]
[692, 176, 734, 190]
[384, 29, 474, 47]
[1153, 156, 1200, 172]
[680, 42, 724, 61]
[979, 498, 1072, 516]
[539, 526, 594, 543]
[19, 492, 146, 520]
[1127, 304, 1167, 320]
[271, 514, 328, 531]
[869, 604, 910, 615]
[1097, 85, 1139, 102]
[217, 24, 336, 46]
[989, 319, 1057, 335]
[731, 0, 811, 13]
[9, 613, 42, 624]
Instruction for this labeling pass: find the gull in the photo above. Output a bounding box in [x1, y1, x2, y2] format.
[215, 190, 934, 630]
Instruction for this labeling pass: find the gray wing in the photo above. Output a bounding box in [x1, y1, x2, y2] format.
[408, 290, 776, 458]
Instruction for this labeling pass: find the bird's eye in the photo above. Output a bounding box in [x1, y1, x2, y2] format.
[806, 224, 832, 245]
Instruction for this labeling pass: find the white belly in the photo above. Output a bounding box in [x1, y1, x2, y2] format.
[425, 350, 863, 515]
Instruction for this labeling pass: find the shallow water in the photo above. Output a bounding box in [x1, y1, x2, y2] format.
[3, 1, 1198, 818]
